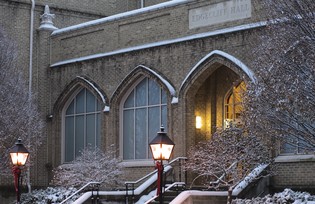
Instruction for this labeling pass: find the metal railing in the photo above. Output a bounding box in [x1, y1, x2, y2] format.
[144, 182, 186, 204]
[60, 181, 100, 204]
[125, 157, 187, 203]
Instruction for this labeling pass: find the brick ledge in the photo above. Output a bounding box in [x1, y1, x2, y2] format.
[275, 154, 315, 163]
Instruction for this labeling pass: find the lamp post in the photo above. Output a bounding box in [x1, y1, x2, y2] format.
[9, 139, 30, 204]
[149, 126, 175, 204]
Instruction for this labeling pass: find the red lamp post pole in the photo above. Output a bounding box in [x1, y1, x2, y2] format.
[12, 166, 21, 203]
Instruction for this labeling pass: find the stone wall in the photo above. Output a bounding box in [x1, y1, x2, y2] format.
[50, 0, 265, 64]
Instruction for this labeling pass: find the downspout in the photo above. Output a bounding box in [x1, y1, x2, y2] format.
[29, 0, 34, 97]
[141, 0, 144, 8]
[27, 0, 35, 194]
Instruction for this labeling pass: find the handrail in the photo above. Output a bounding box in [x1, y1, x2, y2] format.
[144, 182, 186, 204]
[68, 157, 187, 204]
[125, 157, 187, 185]
[60, 181, 100, 204]
[125, 157, 187, 203]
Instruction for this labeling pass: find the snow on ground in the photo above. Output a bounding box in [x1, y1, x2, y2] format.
[232, 189, 315, 204]
[18, 187, 315, 204]
[19, 187, 79, 204]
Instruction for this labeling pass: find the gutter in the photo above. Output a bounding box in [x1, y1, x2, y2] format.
[29, 0, 34, 98]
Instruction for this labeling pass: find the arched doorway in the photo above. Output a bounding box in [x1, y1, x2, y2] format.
[180, 50, 255, 148]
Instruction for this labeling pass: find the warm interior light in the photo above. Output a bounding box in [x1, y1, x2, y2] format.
[196, 116, 202, 129]
[10, 152, 29, 166]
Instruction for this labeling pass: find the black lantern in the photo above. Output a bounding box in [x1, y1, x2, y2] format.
[149, 126, 175, 204]
[9, 139, 29, 203]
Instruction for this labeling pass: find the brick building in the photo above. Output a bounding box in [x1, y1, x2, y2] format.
[0, 0, 314, 199]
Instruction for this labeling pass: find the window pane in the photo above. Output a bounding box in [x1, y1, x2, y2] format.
[75, 115, 84, 157]
[162, 105, 167, 131]
[97, 100, 102, 111]
[136, 79, 147, 107]
[225, 104, 233, 119]
[149, 80, 160, 105]
[123, 110, 134, 159]
[66, 100, 75, 115]
[135, 108, 147, 159]
[281, 138, 297, 154]
[124, 90, 134, 108]
[96, 113, 101, 147]
[76, 89, 85, 113]
[161, 89, 167, 104]
[86, 90, 96, 112]
[65, 117, 74, 162]
[86, 114, 95, 147]
[148, 107, 160, 143]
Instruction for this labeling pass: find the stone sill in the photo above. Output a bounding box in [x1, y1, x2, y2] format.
[275, 154, 315, 163]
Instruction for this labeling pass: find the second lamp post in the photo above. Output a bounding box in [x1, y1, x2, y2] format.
[9, 139, 30, 204]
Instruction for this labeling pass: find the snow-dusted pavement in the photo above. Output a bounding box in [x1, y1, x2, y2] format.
[232, 188, 315, 204]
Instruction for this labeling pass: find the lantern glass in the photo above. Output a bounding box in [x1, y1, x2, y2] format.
[150, 143, 174, 160]
[10, 152, 29, 166]
[9, 139, 30, 166]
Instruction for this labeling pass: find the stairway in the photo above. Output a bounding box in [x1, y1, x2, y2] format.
[136, 182, 186, 204]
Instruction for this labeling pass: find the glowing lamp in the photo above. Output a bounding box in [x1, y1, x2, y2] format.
[196, 116, 202, 129]
[9, 139, 29, 166]
[149, 126, 175, 161]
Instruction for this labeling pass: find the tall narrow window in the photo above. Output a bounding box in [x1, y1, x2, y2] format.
[64, 88, 101, 162]
[224, 81, 245, 129]
[122, 77, 167, 160]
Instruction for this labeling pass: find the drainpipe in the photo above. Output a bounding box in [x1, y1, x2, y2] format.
[27, 0, 35, 194]
[141, 0, 144, 8]
[29, 0, 34, 98]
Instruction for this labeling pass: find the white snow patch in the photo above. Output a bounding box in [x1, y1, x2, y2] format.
[233, 189, 315, 204]
[232, 164, 268, 196]
[170, 190, 229, 204]
[50, 21, 266, 68]
[275, 154, 315, 163]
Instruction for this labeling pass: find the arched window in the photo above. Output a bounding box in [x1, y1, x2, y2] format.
[64, 88, 102, 162]
[122, 77, 167, 160]
[224, 81, 245, 129]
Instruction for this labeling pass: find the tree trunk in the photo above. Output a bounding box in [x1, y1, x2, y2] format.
[227, 187, 232, 204]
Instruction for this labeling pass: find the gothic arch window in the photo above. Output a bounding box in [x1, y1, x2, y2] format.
[224, 81, 246, 129]
[121, 77, 167, 160]
[63, 88, 102, 162]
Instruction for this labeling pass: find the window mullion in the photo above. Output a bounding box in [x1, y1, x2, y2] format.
[146, 79, 149, 159]
[73, 97, 77, 160]
[133, 88, 136, 160]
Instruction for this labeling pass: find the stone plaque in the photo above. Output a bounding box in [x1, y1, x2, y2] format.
[189, 0, 252, 29]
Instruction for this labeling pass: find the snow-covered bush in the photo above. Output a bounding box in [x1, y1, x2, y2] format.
[19, 186, 79, 204]
[232, 188, 315, 204]
[52, 147, 124, 189]
[185, 128, 271, 191]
